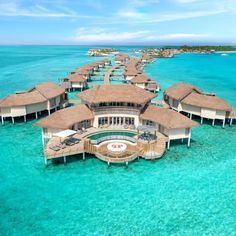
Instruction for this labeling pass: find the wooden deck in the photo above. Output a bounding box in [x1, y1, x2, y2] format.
[43, 127, 167, 166]
[104, 65, 123, 84]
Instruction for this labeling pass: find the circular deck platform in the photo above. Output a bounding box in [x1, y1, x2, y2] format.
[95, 141, 138, 164]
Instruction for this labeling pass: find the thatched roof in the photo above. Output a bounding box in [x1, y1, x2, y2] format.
[64, 74, 86, 83]
[0, 81, 65, 107]
[131, 74, 150, 83]
[115, 53, 130, 61]
[0, 91, 46, 107]
[140, 105, 198, 129]
[123, 69, 140, 76]
[141, 54, 153, 60]
[77, 84, 156, 104]
[74, 69, 90, 75]
[34, 105, 94, 130]
[164, 82, 201, 100]
[182, 92, 232, 111]
[33, 81, 65, 99]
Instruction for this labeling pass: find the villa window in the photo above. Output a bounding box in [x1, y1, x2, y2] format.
[173, 99, 179, 108]
[144, 120, 154, 126]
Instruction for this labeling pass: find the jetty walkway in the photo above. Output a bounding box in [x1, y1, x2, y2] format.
[104, 65, 122, 84]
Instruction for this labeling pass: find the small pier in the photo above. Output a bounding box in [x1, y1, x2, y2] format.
[104, 65, 122, 84]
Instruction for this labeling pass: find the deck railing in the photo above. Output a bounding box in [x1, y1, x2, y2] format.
[93, 107, 140, 115]
[95, 151, 138, 163]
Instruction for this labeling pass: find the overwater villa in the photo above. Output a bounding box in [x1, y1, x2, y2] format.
[63, 74, 88, 91]
[61, 59, 111, 90]
[115, 53, 130, 64]
[130, 73, 160, 93]
[141, 54, 154, 63]
[164, 82, 233, 127]
[0, 81, 68, 124]
[34, 84, 198, 166]
[123, 58, 143, 81]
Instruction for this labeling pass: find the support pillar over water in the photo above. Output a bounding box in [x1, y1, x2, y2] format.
[167, 140, 170, 150]
[83, 152, 85, 160]
[201, 117, 203, 125]
[12, 117, 14, 124]
[1, 116, 4, 125]
[190, 113, 192, 120]
[188, 136, 191, 147]
[222, 119, 225, 128]
[230, 118, 233, 126]
[44, 158, 48, 167]
[212, 119, 215, 126]
[63, 156, 67, 164]
[35, 112, 38, 119]
[24, 115, 26, 123]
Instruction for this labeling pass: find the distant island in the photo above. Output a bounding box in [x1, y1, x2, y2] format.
[135, 46, 236, 58]
[87, 48, 116, 56]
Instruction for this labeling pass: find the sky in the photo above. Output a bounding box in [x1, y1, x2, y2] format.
[0, 0, 236, 45]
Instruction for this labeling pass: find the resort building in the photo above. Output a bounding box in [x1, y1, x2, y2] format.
[0, 81, 68, 124]
[61, 59, 112, 89]
[140, 105, 198, 149]
[34, 84, 198, 166]
[130, 73, 160, 93]
[123, 68, 140, 81]
[63, 74, 88, 91]
[115, 53, 130, 64]
[141, 54, 154, 63]
[164, 82, 232, 127]
[123, 58, 143, 81]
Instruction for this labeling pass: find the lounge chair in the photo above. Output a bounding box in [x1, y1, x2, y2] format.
[49, 145, 60, 151]
[70, 137, 80, 144]
[57, 143, 66, 149]
[64, 139, 74, 146]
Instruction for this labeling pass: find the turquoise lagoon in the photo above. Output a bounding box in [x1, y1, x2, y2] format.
[0, 46, 235, 236]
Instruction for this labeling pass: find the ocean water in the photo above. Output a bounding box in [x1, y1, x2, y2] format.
[0, 46, 235, 236]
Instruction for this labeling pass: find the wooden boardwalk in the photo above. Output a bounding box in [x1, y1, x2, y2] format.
[104, 65, 121, 84]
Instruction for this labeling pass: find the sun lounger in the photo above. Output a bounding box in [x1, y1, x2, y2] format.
[64, 139, 74, 146]
[70, 137, 80, 144]
[49, 145, 60, 151]
[57, 143, 66, 149]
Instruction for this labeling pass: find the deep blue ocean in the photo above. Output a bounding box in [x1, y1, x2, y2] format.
[0, 46, 235, 236]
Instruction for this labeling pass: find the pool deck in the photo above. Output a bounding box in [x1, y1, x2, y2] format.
[43, 126, 167, 166]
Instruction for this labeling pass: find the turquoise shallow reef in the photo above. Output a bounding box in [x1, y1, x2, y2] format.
[0, 46, 235, 236]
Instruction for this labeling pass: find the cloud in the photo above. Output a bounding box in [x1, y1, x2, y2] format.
[73, 27, 149, 43]
[116, 0, 159, 19]
[112, 0, 236, 24]
[146, 33, 210, 40]
[116, 10, 145, 18]
[72, 27, 210, 44]
[0, 2, 91, 18]
[144, 9, 228, 23]
[176, 0, 197, 3]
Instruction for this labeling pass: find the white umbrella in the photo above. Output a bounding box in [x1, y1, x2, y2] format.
[54, 129, 77, 139]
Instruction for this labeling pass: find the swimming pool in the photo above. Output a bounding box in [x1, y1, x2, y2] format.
[86, 131, 136, 140]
